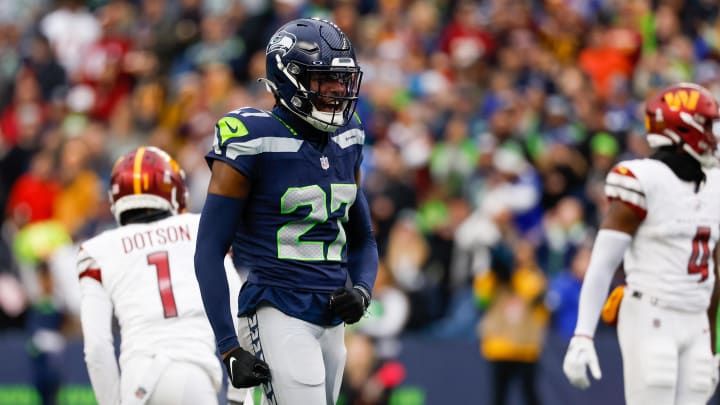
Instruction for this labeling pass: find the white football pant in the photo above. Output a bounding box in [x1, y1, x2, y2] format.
[618, 291, 715, 405]
[121, 356, 219, 405]
[237, 305, 346, 405]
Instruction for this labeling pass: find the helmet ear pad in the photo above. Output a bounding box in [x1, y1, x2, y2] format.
[264, 18, 362, 132]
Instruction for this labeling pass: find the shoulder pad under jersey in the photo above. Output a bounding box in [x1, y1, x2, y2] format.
[604, 160, 648, 219]
[211, 107, 306, 160]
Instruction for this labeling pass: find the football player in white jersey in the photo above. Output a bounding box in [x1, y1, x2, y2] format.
[76, 146, 249, 405]
[562, 83, 720, 405]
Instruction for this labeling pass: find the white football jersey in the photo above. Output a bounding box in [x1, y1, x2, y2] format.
[77, 213, 228, 389]
[605, 159, 720, 311]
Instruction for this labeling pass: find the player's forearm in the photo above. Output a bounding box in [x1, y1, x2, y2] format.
[346, 189, 379, 293]
[574, 229, 631, 337]
[79, 281, 120, 405]
[86, 359, 120, 405]
[195, 193, 245, 353]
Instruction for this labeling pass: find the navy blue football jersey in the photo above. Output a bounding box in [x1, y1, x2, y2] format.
[206, 106, 365, 325]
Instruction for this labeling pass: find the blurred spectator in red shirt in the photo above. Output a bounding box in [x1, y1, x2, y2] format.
[579, 21, 641, 101]
[6, 150, 60, 227]
[79, 0, 136, 121]
[437, 0, 496, 80]
[0, 67, 49, 147]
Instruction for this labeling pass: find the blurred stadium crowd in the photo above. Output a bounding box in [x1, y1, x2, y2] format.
[0, 0, 719, 403]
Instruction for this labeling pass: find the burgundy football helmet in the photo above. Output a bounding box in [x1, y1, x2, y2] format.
[109, 146, 188, 223]
[645, 82, 720, 167]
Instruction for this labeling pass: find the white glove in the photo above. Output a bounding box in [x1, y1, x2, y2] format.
[563, 335, 602, 389]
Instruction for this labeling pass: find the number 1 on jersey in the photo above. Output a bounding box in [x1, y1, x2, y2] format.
[688, 226, 711, 282]
[147, 251, 178, 318]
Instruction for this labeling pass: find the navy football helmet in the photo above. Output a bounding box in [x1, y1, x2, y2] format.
[262, 18, 363, 132]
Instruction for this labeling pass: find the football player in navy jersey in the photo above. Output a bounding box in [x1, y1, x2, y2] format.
[194, 18, 378, 405]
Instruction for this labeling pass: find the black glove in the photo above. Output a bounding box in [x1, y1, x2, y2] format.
[223, 346, 271, 388]
[329, 286, 370, 324]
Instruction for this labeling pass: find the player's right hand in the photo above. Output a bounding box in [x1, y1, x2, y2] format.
[223, 346, 271, 388]
[563, 335, 602, 389]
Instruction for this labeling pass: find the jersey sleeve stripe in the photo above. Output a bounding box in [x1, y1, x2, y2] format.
[240, 111, 271, 117]
[76, 246, 96, 271]
[79, 268, 102, 284]
[224, 137, 303, 159]
[604, 164, 647, 218]
[605, 172, 645, 196]
[605, 182, 647, 206]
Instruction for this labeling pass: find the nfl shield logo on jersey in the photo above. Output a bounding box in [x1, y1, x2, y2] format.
[320, 156, 330, 170]
[135, 387, 147, 399]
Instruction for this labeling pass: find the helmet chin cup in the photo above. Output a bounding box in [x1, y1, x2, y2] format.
[309, 108, 345, 131]
[683, 143, 720, 168]
[277, 97, 342, 132]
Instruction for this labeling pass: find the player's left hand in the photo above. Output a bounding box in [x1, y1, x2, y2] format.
[563, 335, 602, 389]
[329, 286, 370, 324]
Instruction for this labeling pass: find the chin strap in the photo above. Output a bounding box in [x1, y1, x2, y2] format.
[258, 77, 280, 101]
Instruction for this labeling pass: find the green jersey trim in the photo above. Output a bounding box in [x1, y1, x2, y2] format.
[269, 112, 299, 137]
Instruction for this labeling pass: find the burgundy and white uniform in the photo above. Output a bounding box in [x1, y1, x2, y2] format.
[77, 213, 241, 405]
[606, 160, 720, 405]
[564, 82, 720, 404]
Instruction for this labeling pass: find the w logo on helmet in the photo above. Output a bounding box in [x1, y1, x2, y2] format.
[664, 90, 700, 112]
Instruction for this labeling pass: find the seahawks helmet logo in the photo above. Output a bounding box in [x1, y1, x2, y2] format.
[267, 31, 296, 55]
